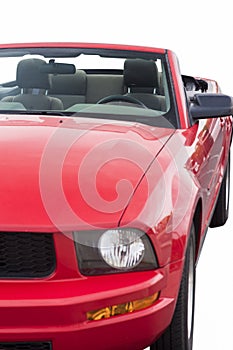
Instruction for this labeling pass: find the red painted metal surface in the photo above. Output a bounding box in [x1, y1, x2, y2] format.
[0, 42, 166, 53]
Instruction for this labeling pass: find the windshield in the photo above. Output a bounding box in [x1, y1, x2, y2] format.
[0, 46, 177, 128]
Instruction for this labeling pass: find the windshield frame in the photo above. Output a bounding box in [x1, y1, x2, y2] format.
[0, 45, 179, 129]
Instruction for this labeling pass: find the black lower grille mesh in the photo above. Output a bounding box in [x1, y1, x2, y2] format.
[0, 342, 51, 350]
[0, 232, 56, 278]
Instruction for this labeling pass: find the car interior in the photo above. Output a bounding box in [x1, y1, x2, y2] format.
[0, 52, 211, 130]
[0, 57, 169, 113]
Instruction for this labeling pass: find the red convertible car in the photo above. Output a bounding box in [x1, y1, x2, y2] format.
[0, 42, 231, 350]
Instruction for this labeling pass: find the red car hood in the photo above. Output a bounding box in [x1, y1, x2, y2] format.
[0, 115, 175, 231]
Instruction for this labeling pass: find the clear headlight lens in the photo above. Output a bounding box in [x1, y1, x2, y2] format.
[74, 228, 158, 276]
[98, 229, 145, 269]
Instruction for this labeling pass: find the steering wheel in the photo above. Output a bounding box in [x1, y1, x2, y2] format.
[97, 94, 147, 108]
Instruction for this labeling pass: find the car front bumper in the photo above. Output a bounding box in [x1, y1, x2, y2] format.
[0, 259, 183, 350]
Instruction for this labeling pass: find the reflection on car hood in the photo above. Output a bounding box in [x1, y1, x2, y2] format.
[0, 114, 175, 231]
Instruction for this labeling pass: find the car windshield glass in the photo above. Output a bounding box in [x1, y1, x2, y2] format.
[0, 46, 177, 128]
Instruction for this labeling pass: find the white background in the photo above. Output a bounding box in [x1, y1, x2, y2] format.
[2, 1, 233, 348]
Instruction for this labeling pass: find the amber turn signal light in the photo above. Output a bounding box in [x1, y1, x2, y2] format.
[87, 292, 159, 321]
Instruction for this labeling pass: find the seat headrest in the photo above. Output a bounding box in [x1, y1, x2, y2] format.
[17, 58, 51, 90]
[49, 70, 87, 95]
[123, 58, 159, 90]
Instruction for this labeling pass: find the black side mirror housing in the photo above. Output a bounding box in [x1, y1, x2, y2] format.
[190, 93, 233, 119]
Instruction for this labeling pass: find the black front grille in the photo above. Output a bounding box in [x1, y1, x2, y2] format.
[0, 232, 56, 278]
[0, 342, 51, 350]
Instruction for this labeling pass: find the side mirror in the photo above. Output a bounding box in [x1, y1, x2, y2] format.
[190, 93, 233, 119]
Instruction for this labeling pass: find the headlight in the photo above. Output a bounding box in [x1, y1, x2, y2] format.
[74, 228, 158, 276]
[98, 229, 145, 269]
